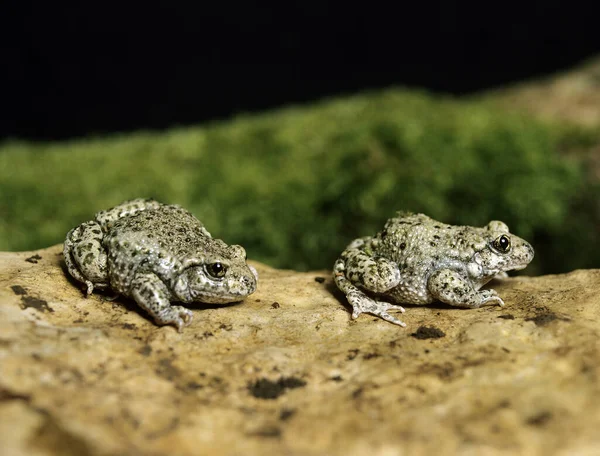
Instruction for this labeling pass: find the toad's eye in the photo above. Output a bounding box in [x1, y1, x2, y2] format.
[206, 262, 227, 278]
[493, 234, 511, 253]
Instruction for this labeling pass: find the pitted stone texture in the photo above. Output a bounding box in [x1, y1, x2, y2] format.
[1, 245, 599, 455]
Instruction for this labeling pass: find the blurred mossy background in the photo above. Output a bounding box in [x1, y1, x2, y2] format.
[1, 88, 598, 274]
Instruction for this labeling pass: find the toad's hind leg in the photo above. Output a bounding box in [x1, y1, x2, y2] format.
[335, 245, 401, 293]
[95, 198, 162, 226]
[130, 273, 193, 332]
[63, 221, 109, 295]
[334, 257, 406, 327]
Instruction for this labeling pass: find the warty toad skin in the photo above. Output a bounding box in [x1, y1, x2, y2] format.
[64, 199, 258, 331]
[333, 212, 534, 327]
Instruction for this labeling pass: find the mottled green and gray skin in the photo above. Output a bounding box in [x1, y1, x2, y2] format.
[64, 199, 258, 331]
[333, 212, 534, 327]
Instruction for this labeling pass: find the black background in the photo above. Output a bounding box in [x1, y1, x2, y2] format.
[2, 1, 599, 141]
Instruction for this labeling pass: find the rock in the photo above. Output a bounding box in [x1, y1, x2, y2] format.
[1, 245, 599, 455]
[485, 56, 600, 128]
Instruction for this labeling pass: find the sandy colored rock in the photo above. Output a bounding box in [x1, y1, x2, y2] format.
[485, 56, 600, 128]
[1, 245, 600, 455]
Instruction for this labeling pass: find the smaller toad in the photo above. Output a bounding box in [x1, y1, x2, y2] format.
[333, 212, 534, 326]
[64, 199, 258, 331]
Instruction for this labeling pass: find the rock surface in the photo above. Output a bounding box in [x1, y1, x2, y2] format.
[485, 56, 600, 128]
[1, 245, 599, 455]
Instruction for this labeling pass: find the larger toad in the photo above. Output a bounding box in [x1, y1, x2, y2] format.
[333, 212, 534, 327]
[64, 199, 258, 331]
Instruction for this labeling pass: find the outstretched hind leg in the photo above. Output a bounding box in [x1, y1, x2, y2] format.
[333, 257, 406, 327]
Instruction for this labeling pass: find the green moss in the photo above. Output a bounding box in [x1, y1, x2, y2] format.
[1, 88, 598, 274]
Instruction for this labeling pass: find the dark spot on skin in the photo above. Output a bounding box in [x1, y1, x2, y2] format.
[72, 318, 84, 323]
[25, 254, 42, 264]
[248, 377, 307, 399]
[498, 314, 515, 320]
[314, 277, 326, 283]
[20, 296, 53, 313]
[430, 242, 436, 247]
[279, 408, 296, 421]
[271, 302, 280, 309]
[121, 323, 136, 330]
[83, 253, 94, 265]
[330, 375, 343, 382]
[400, 242, 406, 250]
[433, 235, 440, 240]
[411, 326, 446, 339]
[11, 285, 27, 295]
[434, 225, 441, 229]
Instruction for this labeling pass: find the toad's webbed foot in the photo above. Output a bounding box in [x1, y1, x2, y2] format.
[347, 289, 407, 326]
[334, 262, 406, 327]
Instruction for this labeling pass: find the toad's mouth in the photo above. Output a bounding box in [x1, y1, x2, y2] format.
[189, 289, 251, 304]
[188, 274, 257, 303]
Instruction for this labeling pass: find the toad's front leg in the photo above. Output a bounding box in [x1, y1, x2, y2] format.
[333, 248, 406, 326]
[428, 269, 504, 309]
[130, 273, 193, 332]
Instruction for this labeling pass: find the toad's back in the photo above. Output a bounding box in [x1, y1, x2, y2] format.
[103, 205, 212, 255]
[101, 205, 214, 293]
[376, 213, 490, 267]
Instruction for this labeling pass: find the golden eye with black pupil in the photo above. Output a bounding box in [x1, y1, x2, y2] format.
[493, 235, 511, 253]
[206, 262, 227, 278]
